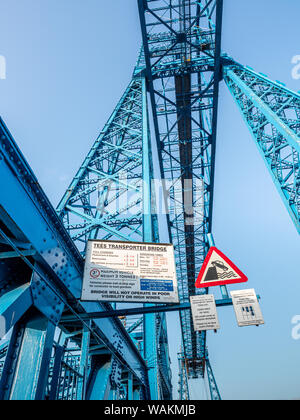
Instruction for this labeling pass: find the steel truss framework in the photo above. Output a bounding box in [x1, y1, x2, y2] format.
[138, 0, 224, 381]
[0, 0, 299, 401]
[223, 60, 300, 232]
[177, 351, 190, 400]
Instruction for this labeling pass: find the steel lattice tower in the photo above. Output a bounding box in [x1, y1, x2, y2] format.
[0, 0, 299, 401]
[138, 0, 224, 382]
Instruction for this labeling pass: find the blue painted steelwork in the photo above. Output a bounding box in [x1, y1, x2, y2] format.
[57, 78, 146, 250]
[48, 344, 65, 400]
[87, 358, 113, 400]
[0, 117, 149, 399]
[47, 333, 90, 401]
[0, 0, 298, 402]
[56, 69, 172, 399]
[0, 338, 8, 377]
[137, 0, 224, 380]
[0, 284, 32, 337]
[205, 357, 221, 400]
[223, 60, 300, 233]
[60, 297, 236, 321]
[77, 326, 90, 400]
[9, 314, 55, 400]
[0, 313, 56, 400]
[177, 351, 190, 400]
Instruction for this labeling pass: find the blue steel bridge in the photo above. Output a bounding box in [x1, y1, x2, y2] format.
[0, 0, 299, 400]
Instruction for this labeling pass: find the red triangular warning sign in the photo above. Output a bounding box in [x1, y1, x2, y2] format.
[195, 247, 248, 289]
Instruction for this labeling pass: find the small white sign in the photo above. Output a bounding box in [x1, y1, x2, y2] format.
[231, 289, 264, 327]
[190, 294, 220, 332]
[82, 240, 179, 304]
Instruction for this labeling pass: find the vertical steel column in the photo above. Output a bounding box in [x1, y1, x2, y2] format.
[77, 326, 90, 400]
[133, 387, 141, 400]
[141, 76, 160, 400]
[48, 345, 64, 400]
[138, 0, 224, 379]
[0, 322, 24, 400]
[142, 77, 154, 241]
[86, 356, 113, 400]
[206, 358, 221, 401]
[178, 351, 190, 401]
[4, 313, 55, 400]
[128, 372, 134, 401]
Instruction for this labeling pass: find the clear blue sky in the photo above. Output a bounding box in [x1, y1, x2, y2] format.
[0, 0, 300, 400]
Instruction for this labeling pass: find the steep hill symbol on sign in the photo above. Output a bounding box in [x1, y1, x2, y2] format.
[195, 247, 248, 289]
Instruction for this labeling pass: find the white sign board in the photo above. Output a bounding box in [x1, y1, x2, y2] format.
[82, 240, 179, 304]
[230, 289, 264, 327]
[190, 295, 220, 332]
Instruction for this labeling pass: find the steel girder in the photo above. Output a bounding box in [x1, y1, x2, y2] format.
[177, 351, 190, 400]
[56, 75, 172, 399]
[137, 0, 224, 378]
[205, 357, 221, 400]
[0, 117, 149, 399]
[223, 61, 300, 233]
